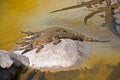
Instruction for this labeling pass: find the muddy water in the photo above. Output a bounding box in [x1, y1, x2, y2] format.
[0, 0, 38, 50]
[0, 0, 84, 50]
[0, 0, 73, 50]
[0, 0, 119, 50]
[0, 0, 120, 80]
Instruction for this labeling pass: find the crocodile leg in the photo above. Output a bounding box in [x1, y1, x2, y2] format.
[52, 35, 61, 45]
[35, 45, 44, 53]
[21, 44, 33, 54]
[15, 41, 33, 54]
[21, 48, 33, 54]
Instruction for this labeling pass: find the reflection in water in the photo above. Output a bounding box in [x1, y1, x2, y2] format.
[107, 62, 120, 80]
[22, 62, 120, 80]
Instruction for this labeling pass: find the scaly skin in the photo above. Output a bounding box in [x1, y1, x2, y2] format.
[16, 27, 102, 54]
[20, 27, 69, 40]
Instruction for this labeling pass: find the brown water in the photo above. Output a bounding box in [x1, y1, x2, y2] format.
[0, 0, 39, 50]
[0, 0, 78, 50]
[0, 0, 120, 80]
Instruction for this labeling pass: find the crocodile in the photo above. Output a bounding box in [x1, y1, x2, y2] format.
[50, 0, 120, 38]
[50, 0, 105, 13]
[16, 27, 105, 54]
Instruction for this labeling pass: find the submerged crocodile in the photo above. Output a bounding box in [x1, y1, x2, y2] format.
[50, 0, 120, 38]
[16, 27, 105, 54]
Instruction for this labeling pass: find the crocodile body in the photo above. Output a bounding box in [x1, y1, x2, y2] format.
[16, 27, 100, 54]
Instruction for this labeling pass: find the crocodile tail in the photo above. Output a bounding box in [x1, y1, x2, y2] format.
[50, 0, 105, 13]
[84, 7, 104, 24]
[50, 3, 85, 13]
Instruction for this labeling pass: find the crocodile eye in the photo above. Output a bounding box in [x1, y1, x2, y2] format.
[63, 30, 67, 32]
[20, 44, 26, 48]
[26, 35, 32, 38]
